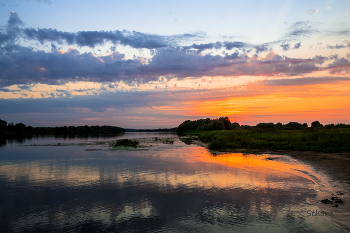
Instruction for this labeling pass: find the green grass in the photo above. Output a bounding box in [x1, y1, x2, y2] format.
[199, 128, 350, 153]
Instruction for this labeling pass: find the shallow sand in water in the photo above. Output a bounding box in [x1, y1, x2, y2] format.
[194, 140, 350, 232]
[278, 151, 350, 232]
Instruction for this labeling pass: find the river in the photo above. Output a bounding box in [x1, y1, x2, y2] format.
[0, 133, 347, 232]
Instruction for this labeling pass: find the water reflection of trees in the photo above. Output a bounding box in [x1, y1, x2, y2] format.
[0, 137, 6, 147]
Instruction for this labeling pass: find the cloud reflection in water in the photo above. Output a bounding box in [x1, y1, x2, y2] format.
[0, 139, 345, 232]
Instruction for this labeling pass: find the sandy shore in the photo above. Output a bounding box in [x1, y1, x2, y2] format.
[204, 145, 350, 191]
[267, 150, 350, 232]
[279, 150, 350, 190]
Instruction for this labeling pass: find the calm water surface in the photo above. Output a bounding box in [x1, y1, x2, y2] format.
[0, 133, 347, 232]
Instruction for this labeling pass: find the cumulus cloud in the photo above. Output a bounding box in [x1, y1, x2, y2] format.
[294, 42, 301, 49]
[0, 12, 23, 44]
[327, 40, 350, 49]
[0, 12, 348, 89]
[280, 43, 290, 51]
[254, 44, 269, 53]
[1, 44, 333, 88]
[327, 57, 350, 73]
[224, 41, 246, 50]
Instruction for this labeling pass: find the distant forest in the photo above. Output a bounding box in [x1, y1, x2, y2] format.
[125, 128, 177, 132]
[0, 119, 125, 135]
[177, 117, 350, 134]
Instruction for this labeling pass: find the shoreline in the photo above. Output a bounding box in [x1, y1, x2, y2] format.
[198, 143, 350, 191]
[193, 140, 350, 231]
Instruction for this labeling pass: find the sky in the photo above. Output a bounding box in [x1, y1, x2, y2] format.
[0, 0, 349, 128]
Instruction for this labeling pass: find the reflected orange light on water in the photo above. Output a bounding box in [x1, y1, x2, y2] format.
[179, 147, 318, 188]
[0, 145, 319, 192]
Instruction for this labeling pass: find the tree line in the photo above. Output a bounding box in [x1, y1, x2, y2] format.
[0, 119, 125, 135]
[177, 117, 350, 134]
[125, 127, 177, 132]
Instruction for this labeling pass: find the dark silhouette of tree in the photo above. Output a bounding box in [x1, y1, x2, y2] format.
[285, 122, 302, 130]
[14, 123, 26, 132]
[230, 122, 240, 129]
[275, 122, 283, 129]
[311, 121, 321, 128]
[7, 122, 15, 131]
[0, 119, 7, 133]
[219, 117, 231, 130]
[256, 122, 275, 128]
[177, 117, 232, 134]
[0, 119, 125, 135]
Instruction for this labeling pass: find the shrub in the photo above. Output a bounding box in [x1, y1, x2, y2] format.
[110, 139, 139, 147]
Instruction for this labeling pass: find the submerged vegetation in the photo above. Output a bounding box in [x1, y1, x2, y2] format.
[109, 139, 140, 147]
[178, 118, 350, 153]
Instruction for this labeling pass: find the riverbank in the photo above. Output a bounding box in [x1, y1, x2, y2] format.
[195, 140, 350, 189]
[281, 151, 350, 189]
[197, 128, 350, 153]
[192, 139, 350, 231]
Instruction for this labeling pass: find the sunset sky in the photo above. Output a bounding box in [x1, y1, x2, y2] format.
[0, 0, 349, 128]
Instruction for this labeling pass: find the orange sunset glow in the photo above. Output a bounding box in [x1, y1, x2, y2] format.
[1, 1, 350, 233]
[0, 2, 349, 128]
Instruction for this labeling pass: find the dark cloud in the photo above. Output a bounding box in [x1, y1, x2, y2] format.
[332, 30, 350, 36]
[0, 12, 23, 44]
[231, 55, 321, 76]
[0, 12, 346, 88]
[327, 41, 349, 49]
[140, 48, 229, 79]
[280, 43, 290, 51]
[24, 28, 75, 44]
[0, 45, 147, 87]
[327, 57, 350, 74]
[285, 21, 315, 38]
[0, 87, 20, 92]
[0, 90, 185, 114]
[23, 28, 171, 49]
[185, 42, 222, 53]
[294, 42, 301, 49]
[224, 51, 240, 60]
[0, 12, 197, 49]
[254, 44, 269, 53]
[223, 41, 246, 50]
[261, 77, 350, 86]
[185, 41, 249, 53]
[327, 44, 347, 49]
[0, 44, 333, 87]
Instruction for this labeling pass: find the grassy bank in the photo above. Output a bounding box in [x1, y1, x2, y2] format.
[198, 128, 350, 153]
